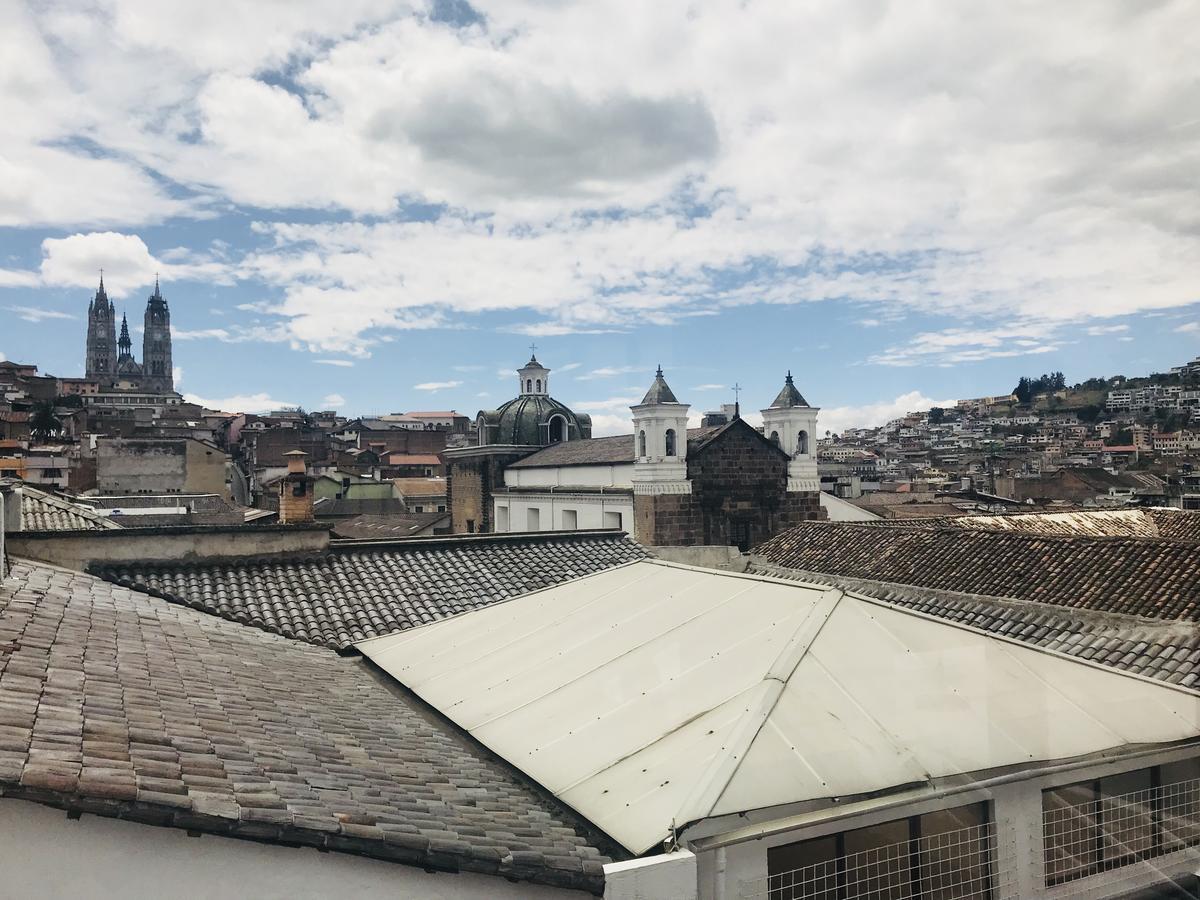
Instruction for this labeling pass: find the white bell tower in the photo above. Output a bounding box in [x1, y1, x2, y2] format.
[518, 349, 550, 396]
[761, 371, 820, 492]
[630, 366, 691, 493]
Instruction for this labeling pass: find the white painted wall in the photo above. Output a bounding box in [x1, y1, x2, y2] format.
[494, 492, 634, 533]
[604, 851, 697, 900]
[506, 463, 634, 489]
[0, 799, 591, 900]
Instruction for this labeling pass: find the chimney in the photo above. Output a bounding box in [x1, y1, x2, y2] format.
[279, 450, 315, 524]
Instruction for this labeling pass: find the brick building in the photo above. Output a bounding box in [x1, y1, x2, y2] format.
[447, 358, 826, 548]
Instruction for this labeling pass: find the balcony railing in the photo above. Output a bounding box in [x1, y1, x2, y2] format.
[741, 821, 1015, 900]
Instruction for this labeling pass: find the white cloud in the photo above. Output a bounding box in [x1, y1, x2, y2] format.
[315, 359, 355, 367]
[0, 269, 40, 288]
[589, 414, 634, 437]
[821, 391, 959, 436]
[414, 379, 463, 391]
[1177, 322, 1199, 334]
[557, 362, 582, 371]
[2, 1, 1198, 357]
[576, 365, 645, 381]
[183, 392, 295, 413]
[172, 366, 183, 386]
[36, 232, 228, 299]
[6, 305, 74, 323]
[1085, 324, 1130, 336]
[691, 383, 725, 391]
[869, 325, 1062, 367]
[322, 393, 346, 407]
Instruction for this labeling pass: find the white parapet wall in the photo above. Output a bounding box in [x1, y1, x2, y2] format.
[604, 851, 698, 900]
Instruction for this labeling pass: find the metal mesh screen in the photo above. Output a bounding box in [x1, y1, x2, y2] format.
[742, 821, 1011, 899]
[1043, 775, 1200, 886]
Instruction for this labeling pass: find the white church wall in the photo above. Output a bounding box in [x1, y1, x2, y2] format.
[494, 492, 634, 534]
[505, 463, 635, 489]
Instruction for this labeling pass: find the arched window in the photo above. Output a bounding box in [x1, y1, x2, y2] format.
[548, 415, 567, 444]
[638, 430, 647, 457]
[536, 379, 541, 392]
[526, 379, 532, 393]
[769, 431, 780, 447]
[665, 428, 677, 457]
[797, 430, 809, 455]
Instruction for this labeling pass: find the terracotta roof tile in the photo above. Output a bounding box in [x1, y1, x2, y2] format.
[0, 560, 618, 891]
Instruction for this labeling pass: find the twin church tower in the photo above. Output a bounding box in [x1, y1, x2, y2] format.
[84, 275, 174, 393]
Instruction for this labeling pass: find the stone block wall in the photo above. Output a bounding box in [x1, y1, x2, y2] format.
[635, 420, 826, 549]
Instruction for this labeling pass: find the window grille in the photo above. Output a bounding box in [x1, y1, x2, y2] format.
[1043, 774, 1200, 887]
[742, 820, 1011, 899]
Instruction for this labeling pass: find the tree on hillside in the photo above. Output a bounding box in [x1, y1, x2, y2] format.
[1013, 377, 1033, 404]
[29, 400, 62, 443]
[928, 407, 946, 425]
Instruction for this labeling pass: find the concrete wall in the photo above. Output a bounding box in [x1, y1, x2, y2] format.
[0, 799, 589, 900]
[97, 438, 227, 496]
[7, 523, 329, 570]
[647, 545, 748, 570]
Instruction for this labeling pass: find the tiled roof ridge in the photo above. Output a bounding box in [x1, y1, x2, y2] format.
[782, 518, 1200, 549]
[91, 532, 649, 650]
[746, 561, 1199, 633]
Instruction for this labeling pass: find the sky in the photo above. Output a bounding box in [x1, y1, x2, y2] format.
[1, 1, 1198, 437]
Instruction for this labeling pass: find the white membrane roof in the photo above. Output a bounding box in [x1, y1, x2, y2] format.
[357, 560, 1200, 855]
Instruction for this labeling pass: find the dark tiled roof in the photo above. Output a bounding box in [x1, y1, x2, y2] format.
[748, 563, 1200, 689]
[508, 434, 635, 468]
[94, 532, 648, 650]
[0, 561, 615, 891]
[330, 512, 449, 539]
[753, 521, 1200, 620]
[1149, 509, 1200, 543]
[639, 367, 679, 405]
[767, 372, 809, 409]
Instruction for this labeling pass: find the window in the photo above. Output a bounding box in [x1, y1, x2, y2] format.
[665, 428, 677, 456]
[549, 415, 567, 444]
[526, 379, 532, 392]
[536, 379, 541, 392]
[1043, 758, 1200, 887]
[766, 802, 992, 900]
[466, 519, 475, 533]
[770, 430, 780, 447]
[496, 506, 509, 532]
[527, 507, 541, 531]
[638, 430, 647, 457]
[437, 504, 446, 512]
[797, 429, 809, 455]
[562, 509, 578, 529]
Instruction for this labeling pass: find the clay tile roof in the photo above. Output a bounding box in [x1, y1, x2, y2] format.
[94, 532, 648, 650]
[753, 521, 1200, 621]
[18, 486, 121, 532]
[746, 563, 1200, 690]
[0, 560, 617, 891]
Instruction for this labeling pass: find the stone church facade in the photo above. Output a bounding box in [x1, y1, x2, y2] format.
[445, 356, 826, 549]
[85, 275, 174, 394]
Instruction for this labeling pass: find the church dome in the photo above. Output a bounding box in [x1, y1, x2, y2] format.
[477, 353, 592, 446]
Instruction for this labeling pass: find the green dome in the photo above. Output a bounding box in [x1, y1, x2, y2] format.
[478, 395, 592, 446]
